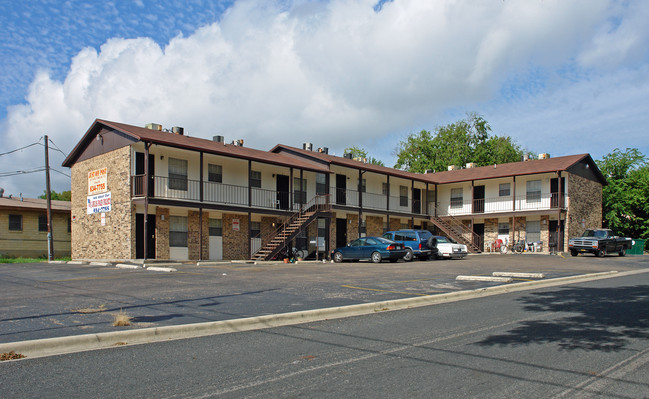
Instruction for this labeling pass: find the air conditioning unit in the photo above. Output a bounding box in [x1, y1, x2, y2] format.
[145, 123, 162, 131]
[538, 153, 550, 160]
[172, 126, 184, 135]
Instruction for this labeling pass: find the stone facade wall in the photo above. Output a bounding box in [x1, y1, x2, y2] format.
[484, 218, 499, 250]
[186, 210, 209, 260]
[156, 207, 170, 259]
[347, 214, 359, 242]
[540, 215, 550, 251]
[222, 213, 249, 260]
[513, 217, 526, 243]
[566, 173, 602, 248]
[70, 146, 133, 260]
[389, 218, 401, 231]
[366, 215, 383, 237]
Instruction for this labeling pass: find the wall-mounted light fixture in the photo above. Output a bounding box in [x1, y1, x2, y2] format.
[160, 155, 164, 160]
[96, 134, 103, 144]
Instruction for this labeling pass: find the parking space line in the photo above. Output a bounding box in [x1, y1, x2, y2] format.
[397, 278, 437, 283]
[43, 271, 202, 282]
[341, 284, 432, 297]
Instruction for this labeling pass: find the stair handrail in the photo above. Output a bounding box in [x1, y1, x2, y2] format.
[430, 205, 482, 252]
[251, 194, 331, 259]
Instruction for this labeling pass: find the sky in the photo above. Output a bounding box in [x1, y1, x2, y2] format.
[1, 0, 648, 198]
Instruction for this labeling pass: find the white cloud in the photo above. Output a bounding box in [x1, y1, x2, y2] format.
[1, 0, 648, 197]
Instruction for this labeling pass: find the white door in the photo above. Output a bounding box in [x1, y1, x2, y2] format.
[209, 237, 222, 260]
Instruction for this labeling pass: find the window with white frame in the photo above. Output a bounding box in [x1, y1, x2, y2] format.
[208, 219, 222, 236]
[208, 164, 222, 183]
[526, 180, 541, 202]
[251, 221, 261, 237]
[450, 188, 463, 208]
[293, 177, 307, 203]
[498, 222, 509, 235]
[399, 186, 408, 207]
[168, 158, 188, 191]
[499, 183, 510, 197]
[169, 216, 188, 247]
[250, 171, 261, 188]
[382, 182, 389, 196]
[317, 218, 326, 237]
[316, 173, 327, 195]
[526, 220, 541, 242]
[359, 178, 366, 193]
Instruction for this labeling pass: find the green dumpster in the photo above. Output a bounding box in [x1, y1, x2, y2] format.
[628, 239, 646, 255]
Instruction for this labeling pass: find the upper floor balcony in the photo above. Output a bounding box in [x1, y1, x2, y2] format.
[436, 192, 566, 217]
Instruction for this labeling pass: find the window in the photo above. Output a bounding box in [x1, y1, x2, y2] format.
[450, 188, 463, 209]
[498, 222, 509, 235]
[499, 183, 510, 197]
[293, 177, 307, 203]
[399, 186, 408, 207]
[526, 220, 541, 242]
[251, 221, 261, 237]
[169, 216, 188, 247]
[526, 180, 541, 202]
[382, 182, 389, 196]
[8, 214, 22, 231]
[168, 158, 188, 191]
[208, 219, 222, 236]
[250, 170, 261, 188]
[208, 164, 222, 183]
[38, 215, 48, 232]
[317, 219, 327, 237]
[316, 173, 327, 195]
[359, 178, 366, 192]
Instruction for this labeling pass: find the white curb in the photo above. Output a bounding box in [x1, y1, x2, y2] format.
[115, 264, 142, 270]
[146, 267, 176, 272]
[67, 261, 88, 265]
[89, 262, 112, 267]
[492, 272, 545, 279]
[456, 275, 513, 283]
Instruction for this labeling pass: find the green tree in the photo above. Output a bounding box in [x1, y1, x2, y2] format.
[394, 113, 525, 173]
[344, 146, 385, 166]
[38, 190, 71, 201]
[597, 148, 649, 245]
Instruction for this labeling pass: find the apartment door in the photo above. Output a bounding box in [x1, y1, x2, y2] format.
[336, 218, 348, 248]
[549, 220, 565, 251]
[550, 177, 566, 208]
[336, 174, 347, 205]
[276, 175, 289, 210]
[473, 223, 484, 252]
[135, 214, 156, 259]
[473, 185, 485, 213]
[412, 188, 421, 214]
[135, 152, 155, 196]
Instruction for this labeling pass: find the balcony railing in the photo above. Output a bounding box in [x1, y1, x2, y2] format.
[437, 192, 566, 217]
[132, 175, 566, 217]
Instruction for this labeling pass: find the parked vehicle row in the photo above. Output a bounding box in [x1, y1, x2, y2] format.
[332, 230, 468, 263]
[568, 228, 632, 257]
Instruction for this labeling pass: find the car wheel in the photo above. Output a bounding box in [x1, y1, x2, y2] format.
[403, 248, 413, 262]
[333, 251, 343, 263]
[371, 251, 382, 263]
[426, 236, 437, 250]
[570, 250, 578, 257]
[619, 248, 626, 257]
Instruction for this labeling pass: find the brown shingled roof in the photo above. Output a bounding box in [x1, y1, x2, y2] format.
[63, 119, 330, 173]
[0, 197, 71, 212]
[271, 144, 433, 183]
[425, 154, 606, 184]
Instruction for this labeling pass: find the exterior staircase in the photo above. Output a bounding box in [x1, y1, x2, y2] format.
[251, 194, 331, 261]
[429, 213, 482, 253]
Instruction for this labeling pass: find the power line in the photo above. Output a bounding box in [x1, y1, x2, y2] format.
[0, 167, 46, 177]
[50, 168, 71, 178]
[0, 138, 43, 157]
[47, 138, 69, 158]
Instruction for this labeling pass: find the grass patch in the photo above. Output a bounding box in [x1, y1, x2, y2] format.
[0, 256, 72, 264]
[112, 310, 132, 327]
[1, 351, 26, 361]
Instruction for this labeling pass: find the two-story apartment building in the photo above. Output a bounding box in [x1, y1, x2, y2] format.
[62, 119, 606, 261]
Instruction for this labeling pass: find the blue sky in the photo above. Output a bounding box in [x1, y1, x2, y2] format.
[1, 0, 648, 197]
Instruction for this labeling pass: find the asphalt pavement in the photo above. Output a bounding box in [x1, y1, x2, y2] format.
[2, 253, 647, 347]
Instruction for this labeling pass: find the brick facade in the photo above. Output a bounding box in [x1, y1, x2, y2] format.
[222, 213, 249, 260]
[366, 215, 383, 237]
[156, 207, 170, 259]
[346, 214, 359, 242]
[70, 146, 133, 260]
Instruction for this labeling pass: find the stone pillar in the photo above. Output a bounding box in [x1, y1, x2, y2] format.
[156, 207, 170, 260]
[222, 213, 249, 260]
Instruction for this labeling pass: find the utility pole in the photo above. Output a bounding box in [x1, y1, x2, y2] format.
[44, 135, 54, 261]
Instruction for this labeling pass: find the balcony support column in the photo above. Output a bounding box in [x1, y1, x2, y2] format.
[300, 169, 304, 209]
[143, 142, 151, 261]
[512, 176, 516, 211]
[557, 171, 563, 251]
[434, 183, 438, 218]
[358, 169, 364, 235]
[199, 152, 204, 261]
[411, 179, 414, 228]
[386, 176, 390, 229]
[248, 160, 252, 258]
[290, 167, 294, 210]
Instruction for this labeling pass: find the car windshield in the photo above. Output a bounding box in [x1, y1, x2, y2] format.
[375, 237, 394, 244]
[582, 230, 607, 238]
[436, 237, 450, 243]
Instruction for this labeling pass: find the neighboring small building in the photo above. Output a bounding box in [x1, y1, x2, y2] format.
[0, 195, 71, 258]
[62, 119, 607, 261]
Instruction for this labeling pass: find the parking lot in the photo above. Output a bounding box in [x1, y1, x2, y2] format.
[1, 253, 647, 344]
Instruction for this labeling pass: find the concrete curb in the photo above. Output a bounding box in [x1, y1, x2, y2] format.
[493, 272, 545, 279]
[2, 268, 648, 360]
[89, 262, 112, 267]
[115, 264, 143, 270]
[456, 275, 513, 283]
[145, 266, 177, 272]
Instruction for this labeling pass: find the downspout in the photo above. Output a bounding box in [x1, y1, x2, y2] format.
[410, 179, 414, 228]
[143, 142, 151, 260]
[358, 169, 364, 235]
[386, 175, 390, 230]
[558, 171, 563, 251]
[199, 152, 204, 261]
[248, 160, 252, 259]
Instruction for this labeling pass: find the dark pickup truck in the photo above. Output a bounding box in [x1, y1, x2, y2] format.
[568, 228, 633, 257]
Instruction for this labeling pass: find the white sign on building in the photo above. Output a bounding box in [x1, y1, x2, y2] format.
[87, 192, 112, 214]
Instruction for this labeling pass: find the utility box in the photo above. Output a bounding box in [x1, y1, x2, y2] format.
[628, 239, 646, 255]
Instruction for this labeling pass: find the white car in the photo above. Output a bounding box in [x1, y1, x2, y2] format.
[432, 236, 468, 259]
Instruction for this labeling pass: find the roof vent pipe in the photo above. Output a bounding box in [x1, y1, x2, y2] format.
[343, 153, 353, 159]
[0, 187, 4, 197]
